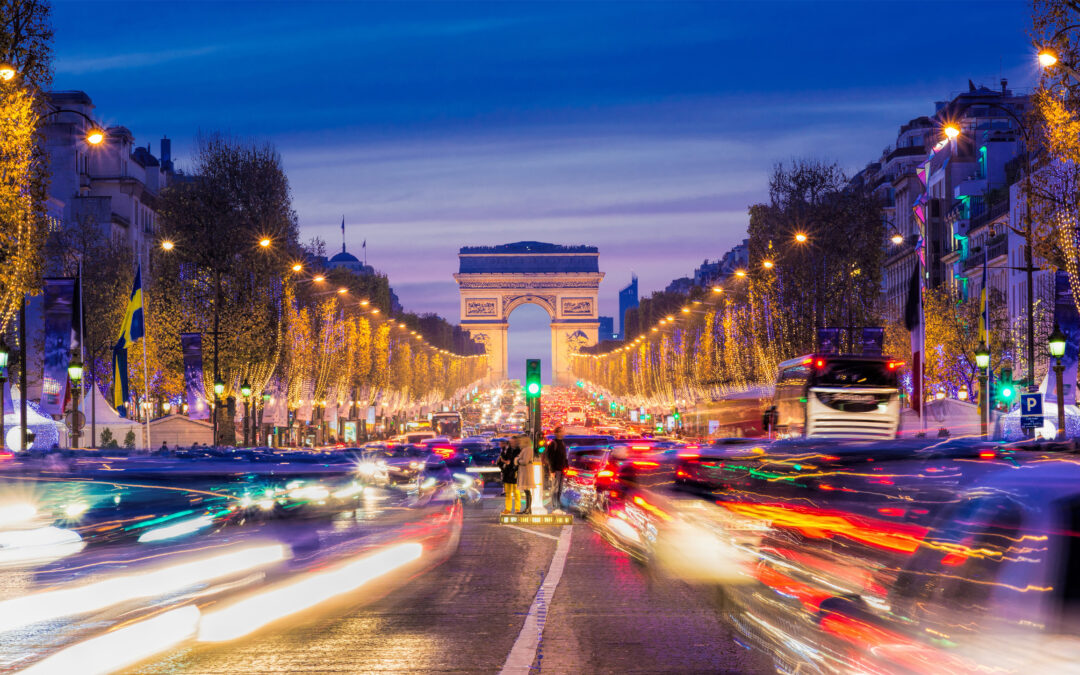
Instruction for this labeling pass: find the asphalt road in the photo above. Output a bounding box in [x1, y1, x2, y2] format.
[134, 491, 772, 674]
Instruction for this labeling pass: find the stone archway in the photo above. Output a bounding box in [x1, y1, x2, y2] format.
[454, 241, 604, 386]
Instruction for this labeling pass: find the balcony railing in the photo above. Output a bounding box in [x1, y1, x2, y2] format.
[962, 234, 1009, 271]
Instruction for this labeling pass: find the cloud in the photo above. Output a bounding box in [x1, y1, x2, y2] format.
[56, 45, 222, 75]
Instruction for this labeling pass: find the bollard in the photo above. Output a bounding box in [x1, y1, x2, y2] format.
[528, 460, 547, 515]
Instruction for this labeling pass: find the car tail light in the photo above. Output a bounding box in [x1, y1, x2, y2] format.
[597, 469, 615, 478]
[978, 451, 995, 459]
[565, 468, 578, 476]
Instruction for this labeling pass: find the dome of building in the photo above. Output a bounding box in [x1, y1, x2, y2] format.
[329, 250, 360, 263]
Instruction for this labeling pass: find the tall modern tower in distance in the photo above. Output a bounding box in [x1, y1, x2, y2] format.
[618, 274, 638, 336]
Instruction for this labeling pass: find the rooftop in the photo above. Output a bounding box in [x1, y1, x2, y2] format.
[459, 241, 598, 255]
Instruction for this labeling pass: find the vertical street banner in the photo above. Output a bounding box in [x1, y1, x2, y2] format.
[297, 380, 314, 422]
[180, 333, 209, 420]
[1044, 271, 1079, 404]
[39, 278, 77, 416]
[268, 377, 288, 426]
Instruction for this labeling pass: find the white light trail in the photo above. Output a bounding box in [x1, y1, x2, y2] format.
[0, 543, 288, 634]
[198, 541, 422, 642]
[18, 605, 200, 675]
[137, 515, 213, 543]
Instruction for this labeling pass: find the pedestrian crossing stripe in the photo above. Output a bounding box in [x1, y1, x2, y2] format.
[500, 514, 573, 526]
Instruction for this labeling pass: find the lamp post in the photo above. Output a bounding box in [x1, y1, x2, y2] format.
[1050, 324, 1067, 440]
[68, 354, 83, 448]
[241, 380, 252, 446]
[261, 391, 270, 446]
[213, 378, 224, 445]
[0, 340, 8, 451]
[975, 340, 991, 438]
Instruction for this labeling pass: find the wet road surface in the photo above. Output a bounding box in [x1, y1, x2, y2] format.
[134, 492, 771, 674]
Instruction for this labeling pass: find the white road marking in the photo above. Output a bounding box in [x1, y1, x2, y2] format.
[499, 525, 573, 674]
[502, 525, 561, 541]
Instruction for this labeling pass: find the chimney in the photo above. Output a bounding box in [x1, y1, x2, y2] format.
[1000, 78, 1008, 95]
[160, 136, 171, 165]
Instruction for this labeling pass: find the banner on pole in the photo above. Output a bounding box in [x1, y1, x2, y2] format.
[40, 278, 76, 416]
[180, 333, 209, 420]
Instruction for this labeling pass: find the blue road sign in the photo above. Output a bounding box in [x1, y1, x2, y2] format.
[1020, 392, 1044, 429]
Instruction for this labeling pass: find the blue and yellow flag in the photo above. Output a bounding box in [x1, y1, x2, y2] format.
[111, 343, 129, 417]
[117, 266, 144, 349]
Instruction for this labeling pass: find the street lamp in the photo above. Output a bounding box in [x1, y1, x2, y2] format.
[943, 124, 961, 140]
[890, 231, 904, 245]
[213, 377, 224, 445]
[68, 355, 83, 448]
[762, 260, 774, 269]
[240, 380, 252, 446]
[975, 340, 990, 438]
[794, 232, 808, 244]
[1050, 324, 1068, 440]
[259, 238, 271, 248]
[0, 340, 8, 451]
[0, 62, 15, 81]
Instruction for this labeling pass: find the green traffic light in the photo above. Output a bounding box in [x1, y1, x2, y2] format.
[527, 382, 540, 395]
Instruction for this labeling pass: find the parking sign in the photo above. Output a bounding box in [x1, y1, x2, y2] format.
[1020, 392, 1044, 429]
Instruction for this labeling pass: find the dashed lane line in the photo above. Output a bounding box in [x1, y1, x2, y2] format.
[498, 524, 573, 674]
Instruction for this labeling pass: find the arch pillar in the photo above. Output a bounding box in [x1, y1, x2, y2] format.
[551, 321, 598, 386]
[462, 322, 508, 384]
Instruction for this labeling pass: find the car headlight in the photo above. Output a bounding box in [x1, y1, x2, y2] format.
[409, 461, 421, 470]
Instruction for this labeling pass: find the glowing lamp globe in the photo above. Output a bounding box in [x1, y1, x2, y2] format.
[1050, 325, 1067, 359]
[974, 341, 990, 370]
[67, 357, 83, 383]
[1039, 51, 1059, 68]
[240, 380, 252, 398]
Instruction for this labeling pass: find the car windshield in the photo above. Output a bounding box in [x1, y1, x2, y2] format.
[813, 359, 897, 388]
[433, 417, 461, 437]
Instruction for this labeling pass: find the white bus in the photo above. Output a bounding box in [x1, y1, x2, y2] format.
[430, 411, 463, 439]
[764, 354, 902, 439]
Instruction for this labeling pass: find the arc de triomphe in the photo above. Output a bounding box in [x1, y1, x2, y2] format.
[454, 242, 604, 386]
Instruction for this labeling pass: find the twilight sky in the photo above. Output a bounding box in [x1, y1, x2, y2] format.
[50, 1, 1034, 380]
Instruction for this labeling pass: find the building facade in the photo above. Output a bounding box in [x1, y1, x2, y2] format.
[43, 91, 173, 272]
[618, 274, 638, 336]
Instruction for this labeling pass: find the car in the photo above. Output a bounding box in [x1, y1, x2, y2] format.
[418, 447, 484, 504]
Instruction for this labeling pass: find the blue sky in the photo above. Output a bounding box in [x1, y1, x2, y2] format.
[50, 1, 1034, 380]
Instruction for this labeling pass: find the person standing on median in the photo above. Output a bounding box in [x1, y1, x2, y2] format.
[498, 437, 523, 514]
[547, 426, 568, 513]
[515, 435, 538, 514]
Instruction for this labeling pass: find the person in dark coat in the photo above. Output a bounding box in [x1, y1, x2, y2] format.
[498, 437, 522, 514]
[547, 426, 569, 512]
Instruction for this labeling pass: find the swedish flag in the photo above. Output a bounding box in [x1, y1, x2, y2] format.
[117, 266, 144, 349]
[112, 344, 129, 417]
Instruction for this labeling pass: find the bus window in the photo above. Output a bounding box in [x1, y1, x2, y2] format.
[814, 359, 897, 388]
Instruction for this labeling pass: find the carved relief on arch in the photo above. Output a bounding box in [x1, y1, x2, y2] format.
[502, 294, 556, 318]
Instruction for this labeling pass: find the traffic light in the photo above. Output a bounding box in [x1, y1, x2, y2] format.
[525, 359, 541, 448]
[997, 367, 1018, 407]
[525, 359, 541, 398]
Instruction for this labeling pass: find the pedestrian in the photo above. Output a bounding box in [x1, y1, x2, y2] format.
[516, 435, 539, 513]
[498, 437, 522, 514]
[159, 440, 169, 454]
[547, 426, 569, 513]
